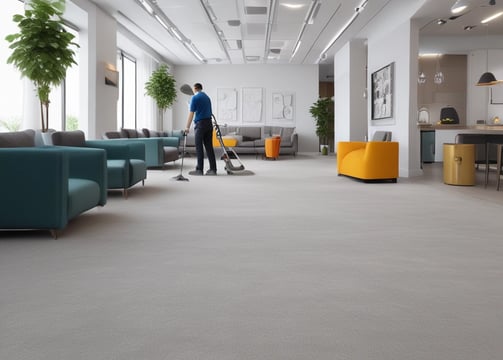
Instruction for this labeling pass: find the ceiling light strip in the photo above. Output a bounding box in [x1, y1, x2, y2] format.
[481, 11, 503, 23]
[306, 0, 321, 25]
[451, 0, 471, 14]
[135, 0, 206, 63]
[263, 0, 278, 62]
[316, 0, 368, 64]
[199, 0, 231, 63]
[290, 0, 320, 62]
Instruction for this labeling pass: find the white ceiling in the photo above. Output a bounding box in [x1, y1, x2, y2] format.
[88, 0, 503, 69]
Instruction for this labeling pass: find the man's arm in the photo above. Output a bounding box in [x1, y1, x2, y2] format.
[185, 112, 195, 134]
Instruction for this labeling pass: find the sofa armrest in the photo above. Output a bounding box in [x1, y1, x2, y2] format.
[52, 146, 108, 206]
[159, 136, 180, 148]
[337, 141, 366, 172]
[86, 140, 146, 162]
[0, 148, 70, 229]
[290, 133, 298, 152]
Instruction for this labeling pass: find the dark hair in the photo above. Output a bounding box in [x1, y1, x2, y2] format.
[194, 83, 203, 90]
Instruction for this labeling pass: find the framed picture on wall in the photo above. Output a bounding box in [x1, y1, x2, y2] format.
[371, 62, 394, 120]
[491, 85, 503, 104]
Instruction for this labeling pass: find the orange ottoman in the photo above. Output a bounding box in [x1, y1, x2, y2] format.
[265, 136, 281, 159]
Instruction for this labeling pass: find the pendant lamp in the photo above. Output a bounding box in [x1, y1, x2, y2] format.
[477, 24, 501, 86]
[477, 71, 499, 86]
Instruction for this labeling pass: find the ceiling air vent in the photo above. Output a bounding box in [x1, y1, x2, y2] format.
[228, 20, 241, 26]
[245, 6, 267, 15]
[246, 56, 261, 62]
[225, 40, 243, 50]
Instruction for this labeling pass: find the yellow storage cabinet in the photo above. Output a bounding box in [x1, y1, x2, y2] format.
[443, 143, 475, 186]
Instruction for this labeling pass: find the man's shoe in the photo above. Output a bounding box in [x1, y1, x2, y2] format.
[205, 169, 217, 176]
[189, 169, 203, 176]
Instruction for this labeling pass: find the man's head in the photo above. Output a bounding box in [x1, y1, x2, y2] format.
[193, 83, 203, 92]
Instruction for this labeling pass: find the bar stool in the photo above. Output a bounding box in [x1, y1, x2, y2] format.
[496, 144, 503, 190]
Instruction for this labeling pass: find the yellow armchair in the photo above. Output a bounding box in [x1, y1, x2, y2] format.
[337, 141, 399, 182]
[212, 130, 239, 148]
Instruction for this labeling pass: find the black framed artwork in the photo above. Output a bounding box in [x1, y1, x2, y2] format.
[371, 62, 394, 120]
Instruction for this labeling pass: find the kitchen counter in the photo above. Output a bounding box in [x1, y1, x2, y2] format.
[418, 124, 503, 161]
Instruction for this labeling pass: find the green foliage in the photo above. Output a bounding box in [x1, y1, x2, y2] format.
[0, 117, 22, 132]
[5, 0, 78, 132]
[66, 114, 78, 130]
[145, 64, 177, 111]
[309, 97, 334, 145]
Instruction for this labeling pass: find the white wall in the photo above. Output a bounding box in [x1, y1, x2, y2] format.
[68, 0, 118, 140]
[172, 64, 319, 152]
[334, 40, 367, 145]
[333, 0, 425, 177]
[93, 10, 118, 139]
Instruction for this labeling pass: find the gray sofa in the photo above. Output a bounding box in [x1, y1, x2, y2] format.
[185, 125, 298, 157]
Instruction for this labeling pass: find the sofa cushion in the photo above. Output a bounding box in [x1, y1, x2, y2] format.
[237, 126, 261, 140]
[142, 128, 166, 138]
[103, 131, 121, 139]
[121, 128, 144, 138]
[0, 129, 36, 148]
[52, 130, 86, 146]
[264, 126, 282, 137]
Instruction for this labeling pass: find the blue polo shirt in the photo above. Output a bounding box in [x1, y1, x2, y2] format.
[190, 91, 212, 123]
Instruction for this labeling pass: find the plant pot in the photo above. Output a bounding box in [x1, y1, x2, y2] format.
[320, 144, 329, 155]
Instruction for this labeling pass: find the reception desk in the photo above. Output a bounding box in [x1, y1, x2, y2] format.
[419, 124, 503, 162]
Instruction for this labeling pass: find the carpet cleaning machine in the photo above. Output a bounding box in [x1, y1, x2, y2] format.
[178, 84, 246, 175]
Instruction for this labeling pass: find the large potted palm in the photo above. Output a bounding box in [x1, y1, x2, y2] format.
[145, 64, 177, 131]
[309, 97, 334, 155]
[5, 0, 78, 133]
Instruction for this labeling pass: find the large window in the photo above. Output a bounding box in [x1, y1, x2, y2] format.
[0, 0, 24, 131]
[49, 26, 80, 131]
[118, 52, 137, 129]
[1, 1, 80, 132]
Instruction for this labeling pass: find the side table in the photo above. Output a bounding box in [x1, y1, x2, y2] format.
[443, 143, 475, 186]
[264, 136, 281, 160]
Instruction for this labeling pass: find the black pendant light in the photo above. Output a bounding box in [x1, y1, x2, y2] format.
[477, 71, 499, 86]
[477, 22, 501, 86]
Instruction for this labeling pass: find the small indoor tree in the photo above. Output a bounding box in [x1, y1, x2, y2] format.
[5, 0, 78, 132]
[309, 97, 334, 155]
[145, 64, 177, 131]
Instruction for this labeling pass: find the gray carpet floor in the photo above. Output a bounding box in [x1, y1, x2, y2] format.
[1, 153, 502, 360]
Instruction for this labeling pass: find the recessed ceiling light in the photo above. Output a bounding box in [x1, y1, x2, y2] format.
[437, 19, 447, 25]
[464, 25, 476, 31]
[419, 53, 442, 57]
[281, 3, 305, 9]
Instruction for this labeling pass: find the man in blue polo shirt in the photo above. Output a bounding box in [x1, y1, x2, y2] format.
[184, 83, 217, 176]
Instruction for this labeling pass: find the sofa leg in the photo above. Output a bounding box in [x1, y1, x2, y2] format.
[50, 229, 58, 239]
[123, 188, 128, 199]
[142, 180, 145, 186]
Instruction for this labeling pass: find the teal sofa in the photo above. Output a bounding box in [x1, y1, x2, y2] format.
[0, 130, 107, 238]
[52, 131, 147, 198]
[103, 128, 181, 168]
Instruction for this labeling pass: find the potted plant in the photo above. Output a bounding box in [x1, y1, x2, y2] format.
[145, 64, 177, 131]
[309, 97, 334, 155]
[5, 0, 78, 133]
